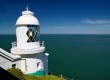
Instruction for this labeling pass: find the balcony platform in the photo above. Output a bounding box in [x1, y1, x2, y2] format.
[11, 47, 45, 55]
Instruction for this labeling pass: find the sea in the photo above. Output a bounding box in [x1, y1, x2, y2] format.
[0, 34, 110, 80]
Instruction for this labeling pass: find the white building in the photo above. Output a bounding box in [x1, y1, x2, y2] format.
[0, 6, 49, 76]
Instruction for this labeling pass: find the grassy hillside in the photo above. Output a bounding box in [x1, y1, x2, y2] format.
[7, 68, 64, 80]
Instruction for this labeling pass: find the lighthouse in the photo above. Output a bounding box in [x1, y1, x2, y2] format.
[10, 6, 49, 76]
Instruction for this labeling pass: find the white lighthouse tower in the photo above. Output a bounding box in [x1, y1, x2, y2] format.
[10, 6, 49, 76]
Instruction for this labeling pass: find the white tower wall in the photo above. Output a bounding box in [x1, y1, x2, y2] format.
[10, 7, 48, 76]
[16, 26, 40, 49]
[11, 7, 45, 55]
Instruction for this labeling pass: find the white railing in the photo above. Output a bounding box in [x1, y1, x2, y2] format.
[12, 41, 44, 48]
[40, 41, 44, 47]
[12, 42, 17, 48]
[0, 48, 21, 60]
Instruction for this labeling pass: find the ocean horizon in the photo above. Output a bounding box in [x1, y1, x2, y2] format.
[0, 34, 110, 80]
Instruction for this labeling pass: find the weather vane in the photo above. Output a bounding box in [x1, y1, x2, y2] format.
[26, 0, 29, 10]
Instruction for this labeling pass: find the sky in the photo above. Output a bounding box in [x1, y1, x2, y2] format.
[0, 0, 110, 34]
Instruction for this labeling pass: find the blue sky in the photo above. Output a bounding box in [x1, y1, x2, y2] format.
[0, 0, 110, 34]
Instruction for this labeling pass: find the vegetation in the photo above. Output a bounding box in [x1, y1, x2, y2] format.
[24, 75, 64, 80]
[7, 68, 64, 80]
[7, 68, 25, 80]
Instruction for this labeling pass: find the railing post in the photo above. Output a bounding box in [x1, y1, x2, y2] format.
[12, 42, 13, 48]
[42, 41, 44, 47]
[12, 42, 17, 48]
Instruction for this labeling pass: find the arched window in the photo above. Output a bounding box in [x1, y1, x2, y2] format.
[37, 62, 40, 69]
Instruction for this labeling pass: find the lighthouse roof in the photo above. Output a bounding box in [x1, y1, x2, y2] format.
[16, 7, 39, 25]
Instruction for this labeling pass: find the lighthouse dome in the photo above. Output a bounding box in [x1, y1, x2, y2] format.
[16, 7, 39, 25]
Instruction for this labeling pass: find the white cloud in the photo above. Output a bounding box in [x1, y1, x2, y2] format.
[40, 25, 110, 34]
[82, 19, 110, 24]
[52, 26, 74, 29]
[52, 27, 62, 29]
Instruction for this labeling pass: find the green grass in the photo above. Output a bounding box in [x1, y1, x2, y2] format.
[7, 68, 64, 80]
[24, 75, 64, 80]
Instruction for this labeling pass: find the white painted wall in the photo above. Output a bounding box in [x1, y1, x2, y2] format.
[26, 58, 43, 73]
[20, 52, 48, 74]
[20, 59, 26, 73]
[16, 26, 40, 49]
[0, 56, 21, 70]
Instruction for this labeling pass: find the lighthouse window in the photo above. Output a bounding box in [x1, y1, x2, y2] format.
[37, 62, 40, 69]
[27, 25, 39, 42]
[12, 64, 16, 68]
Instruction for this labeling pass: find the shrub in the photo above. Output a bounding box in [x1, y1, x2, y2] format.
[7, 68, 25, 80]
